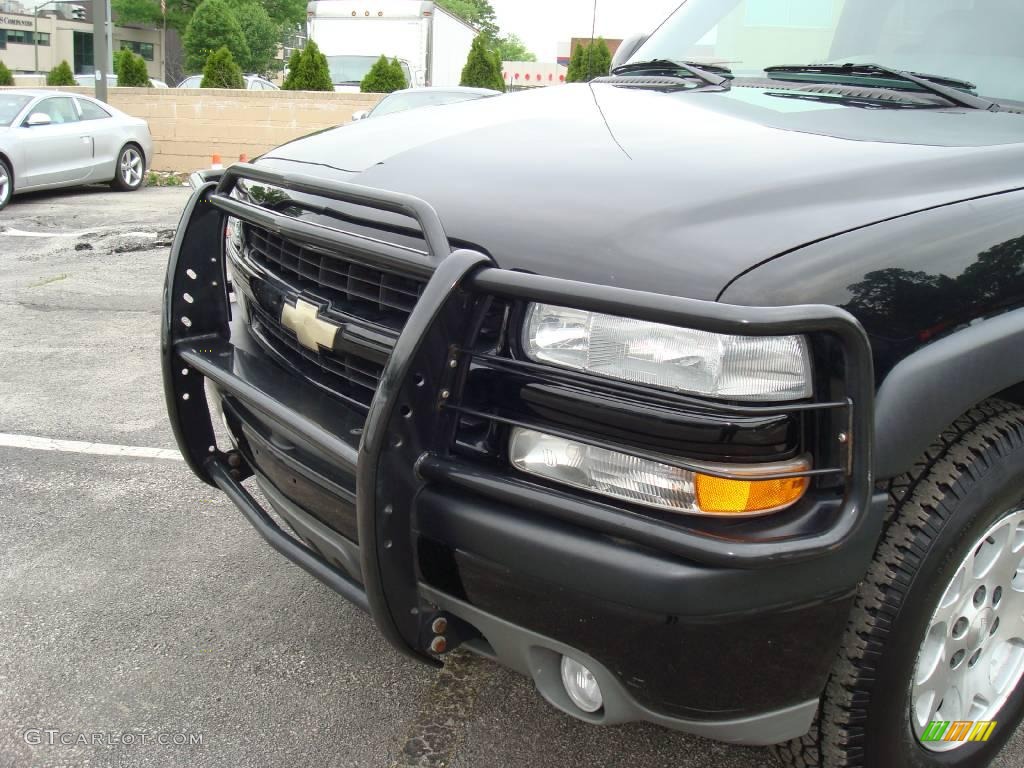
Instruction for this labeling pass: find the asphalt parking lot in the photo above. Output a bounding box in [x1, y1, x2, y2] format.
[2, 185, 1024, 768]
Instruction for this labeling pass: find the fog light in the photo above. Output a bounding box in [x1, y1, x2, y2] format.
[560, 656, 603, 713]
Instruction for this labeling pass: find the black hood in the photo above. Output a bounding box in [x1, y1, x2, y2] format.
[258, 83, 1024, 301]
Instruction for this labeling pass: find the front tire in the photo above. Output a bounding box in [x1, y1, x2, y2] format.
[111, 144, 145, 192]
[774, 400, 1024, 767]
[0, 157, 12, 211]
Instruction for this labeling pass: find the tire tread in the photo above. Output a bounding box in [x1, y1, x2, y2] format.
[773, 399, 1024, 767]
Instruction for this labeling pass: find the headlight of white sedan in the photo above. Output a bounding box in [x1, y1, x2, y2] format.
[522, 303, 813, 402]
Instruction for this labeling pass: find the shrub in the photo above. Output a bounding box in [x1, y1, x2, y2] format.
[0, 61, 13, 87]
[568, 38, 612, 83]
[183, 0, 249, 73]
[359, 55, 406, 94]
[282, 41, 334, 91]
[116, 49, 152, 87]
[46, 60, 76, 86]
[281, 48, 301, 88]
[460, 34, 502, 90]
[113, 48, 129, 75]
[587, 37, 612, 80]
[200, 46, 245, 89]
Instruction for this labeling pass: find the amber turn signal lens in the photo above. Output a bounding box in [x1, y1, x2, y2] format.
[695, 468, 809, 515]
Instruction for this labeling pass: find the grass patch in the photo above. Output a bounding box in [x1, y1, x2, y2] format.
[146, 171, 190, 187]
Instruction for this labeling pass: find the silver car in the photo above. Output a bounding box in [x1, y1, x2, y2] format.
[0, 90, 153, 211]
[176, 74, 279, 90]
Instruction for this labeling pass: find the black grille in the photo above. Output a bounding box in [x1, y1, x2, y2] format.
[248, 296, 385, 409]
[238, 221, 434, 409]
[246, 226, 426, 331]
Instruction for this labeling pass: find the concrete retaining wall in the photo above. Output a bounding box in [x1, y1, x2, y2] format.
[4, 86, 382, 172]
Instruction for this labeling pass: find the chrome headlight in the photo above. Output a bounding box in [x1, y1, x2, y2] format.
[523, 303, 813, 401]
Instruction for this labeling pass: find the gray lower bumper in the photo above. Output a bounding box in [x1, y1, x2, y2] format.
[422, 585, 818, 746]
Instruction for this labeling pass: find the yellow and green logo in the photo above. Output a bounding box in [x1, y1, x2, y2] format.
[921, 721, 997, 743]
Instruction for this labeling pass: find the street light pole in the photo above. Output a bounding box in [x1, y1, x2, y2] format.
[33, 1, 51, 78]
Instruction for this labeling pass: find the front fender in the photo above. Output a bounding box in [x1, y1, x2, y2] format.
[719, 190, 1024, 479]
[872, 307, 1024, 477]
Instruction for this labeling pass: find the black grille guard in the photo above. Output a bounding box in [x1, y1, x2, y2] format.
[162, 164, 877, 662]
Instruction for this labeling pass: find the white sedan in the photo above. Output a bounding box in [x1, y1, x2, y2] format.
[0, 90, 154, 211]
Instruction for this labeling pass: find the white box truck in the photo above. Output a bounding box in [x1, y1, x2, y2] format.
[306, 0, 478, 92]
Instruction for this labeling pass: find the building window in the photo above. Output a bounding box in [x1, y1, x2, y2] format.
[3, 30, 49, 46]
[73, 30, 93, 73]
[0, 30, 6, 50]
[4, 30, 49, 46]
[119, 40, 154, 61]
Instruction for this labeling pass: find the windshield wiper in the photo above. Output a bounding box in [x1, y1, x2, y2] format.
[610, 59, 729, 88]
[764, 63, 1000, 111]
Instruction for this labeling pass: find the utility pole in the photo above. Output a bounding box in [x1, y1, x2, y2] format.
[93, 0, 109, 102]
[33, 0, 56, 78]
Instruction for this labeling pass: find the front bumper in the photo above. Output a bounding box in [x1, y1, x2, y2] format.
[162, 167, 883, 745]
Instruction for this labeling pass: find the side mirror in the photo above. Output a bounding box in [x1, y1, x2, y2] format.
[611, 32, 650, 71]
[351, 110, 369, 122]
[25, 112, 52, 127]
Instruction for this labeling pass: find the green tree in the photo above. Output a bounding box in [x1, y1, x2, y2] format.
[282, 41, 334, 91]
[183, 0, 249, 73]
[586, 37, 612, 80]
[116, 49, 153, 86]
[566, 39, 611, 83]
[566, 41, 586, 83]
[0, 60, 13, 87]
[261, 0, 305, 27]
[436, 0, 497, 38]
[113, 0, 199, 34]
[460, 34, 502, 89]
[223, 0, 278, 74]
[492, 33, 535, 63]
[46, 60, 76, 86]
[114, 0, 302, 34]
[200, 46, 245, 88]
[359, 54, 407, 93]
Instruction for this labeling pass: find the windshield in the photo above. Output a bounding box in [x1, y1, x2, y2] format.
[632, 0, 1024, 104]
[0, 95, 31, 126]
[371, 91, 489, 117]
[326, 55, 412, 87]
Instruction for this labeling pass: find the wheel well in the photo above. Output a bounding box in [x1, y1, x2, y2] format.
[994, 382, 1024, 407]
[0, 151, 12, 188]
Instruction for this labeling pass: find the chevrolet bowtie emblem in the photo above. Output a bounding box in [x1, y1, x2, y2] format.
[281, 298, 339, 352]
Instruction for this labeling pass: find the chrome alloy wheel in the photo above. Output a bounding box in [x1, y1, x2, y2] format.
[120, 147, 143, 187]
[911, 509, 1024, 751]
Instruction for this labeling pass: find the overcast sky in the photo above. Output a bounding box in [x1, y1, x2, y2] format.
[489, 0, 684, 61]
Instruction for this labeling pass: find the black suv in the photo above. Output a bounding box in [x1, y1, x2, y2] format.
[162, 1, 1024, 765]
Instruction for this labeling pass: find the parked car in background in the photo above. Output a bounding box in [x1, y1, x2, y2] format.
[74, 73, 170, 88]
[352, 86, 501, 121]
[176, 74, 279, 90]
[0, 90, 152, 210]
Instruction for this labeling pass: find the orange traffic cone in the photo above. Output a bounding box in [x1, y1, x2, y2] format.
[238, 153, 249, 163]
[210, 153, 223, 170]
